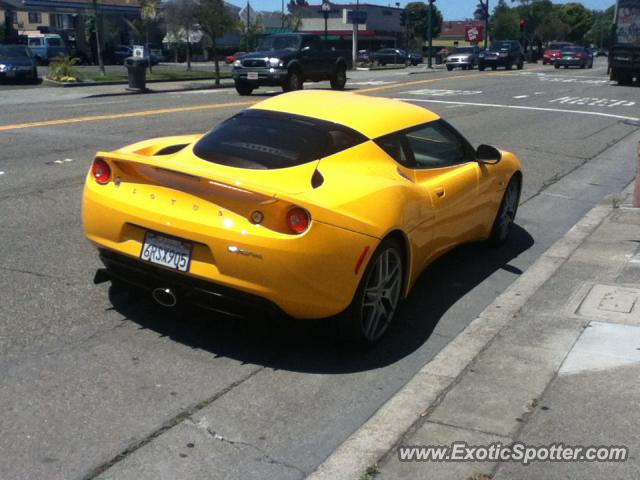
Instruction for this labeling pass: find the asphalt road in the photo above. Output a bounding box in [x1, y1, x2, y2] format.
[0, 59, 639, 480]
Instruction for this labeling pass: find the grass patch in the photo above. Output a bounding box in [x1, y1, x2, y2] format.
[79, 69, 231, 83]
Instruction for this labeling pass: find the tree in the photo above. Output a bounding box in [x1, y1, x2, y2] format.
[491, 0, 519, 41]
[198, 0, 237, 85]
[405, 2, 443, 50]
[140, 0, 160, 72]
[584, 6, 614, 48]
[164, 0, 199, 71]
[91, 0, 106, 76]
[557, 2, 595, 43]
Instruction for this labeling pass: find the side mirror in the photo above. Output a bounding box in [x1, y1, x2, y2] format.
[476, 144, 502, 164]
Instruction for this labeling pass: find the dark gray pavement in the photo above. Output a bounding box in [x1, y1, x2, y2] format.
[1, 59, 639, 480]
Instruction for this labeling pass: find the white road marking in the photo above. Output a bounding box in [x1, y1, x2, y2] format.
[47, 158, 74, 165]
[349, 80, 393, 86]
[0, 171, 5, 176]
[534, 92, 544, 94]
[403, 88, 482, 96]
[513, 95, 529, 99]
[550, 96, 635, 107]
[393, 97, 640, 122]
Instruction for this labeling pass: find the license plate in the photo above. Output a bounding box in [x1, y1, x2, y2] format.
[564, 56, 572, 59]
[247, 71, 258, 80]
[140, 232, 192, 272]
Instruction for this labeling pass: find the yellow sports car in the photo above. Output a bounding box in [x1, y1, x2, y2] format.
[82, 90, 522, 345]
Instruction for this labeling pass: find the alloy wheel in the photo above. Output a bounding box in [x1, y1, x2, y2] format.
[360, 248, 403, 341]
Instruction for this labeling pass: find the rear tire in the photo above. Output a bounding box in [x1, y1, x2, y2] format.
[339, 238, 404, 347]
[478, 64, 486, 71]
[506, 61, 513, 70]
[517, 59, 524, 70]
[488, 175, 521, 246]
[491, 65, 497, 71]
[447, 65, 453, 71]
[554, 64, 560, 69]
[330, 64, 347, 90]
[235, 82, 253, 96]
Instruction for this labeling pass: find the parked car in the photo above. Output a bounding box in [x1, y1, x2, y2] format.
[542, 42, 573, 65]
[82, 90, 522, 345]
[232, 33, 348, 95]
[113, 45, 160, 65]
[554, 46, 593, 69]
[225, 51, 246, 64]
[27, 34, 66, 65]
[478, 41, 524, 71]
[372, 48, 421, 66]
[445, 46, 480, 70]
[357, 49, 371, 62]
[0, 44, 39, 83]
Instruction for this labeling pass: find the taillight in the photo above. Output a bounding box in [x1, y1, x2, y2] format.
[91, 158, 111, 185]
[286, 206, 310, 234]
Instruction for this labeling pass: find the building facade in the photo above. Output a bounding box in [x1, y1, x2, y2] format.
[290, 2, 404, 50]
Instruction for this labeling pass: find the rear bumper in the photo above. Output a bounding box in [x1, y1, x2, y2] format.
[478, 58, 509, 66]
[82, 176, 376, 319]
[555, 59, 584, 66]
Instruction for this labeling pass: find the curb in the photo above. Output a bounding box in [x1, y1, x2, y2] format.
[306, 187, 631, 480]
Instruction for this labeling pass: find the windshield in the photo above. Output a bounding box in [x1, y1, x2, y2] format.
[0, 45, 30, 59]
[561, 47, 582, 53]
[548, 43, 570, 50]
[489, 42, 513, 51]
[455, 47, 476, 53]
[193, 110, 367, 170]
[258, 35, 300, 51]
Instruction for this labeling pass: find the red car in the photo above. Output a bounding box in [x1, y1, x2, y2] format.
[543, 42, 573, 65]
[225, 51, 247, 64]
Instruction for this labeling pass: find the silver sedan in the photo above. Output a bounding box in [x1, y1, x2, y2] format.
[445, 46, 480, 71]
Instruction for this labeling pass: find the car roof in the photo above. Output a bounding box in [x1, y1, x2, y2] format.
[250, 91, 439, 139]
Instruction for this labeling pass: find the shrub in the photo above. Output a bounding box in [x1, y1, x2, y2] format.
[47, 55, 81, 82]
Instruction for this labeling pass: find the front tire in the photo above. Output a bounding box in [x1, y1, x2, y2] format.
[340, 238, 404, 346]
[330, 64, 346, 90]
[235, 81, 253, 96]
[282, 69, 302, 92]
[489, 176, 521, 246]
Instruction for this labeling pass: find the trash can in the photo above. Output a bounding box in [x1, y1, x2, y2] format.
[124, 57, 149, 91]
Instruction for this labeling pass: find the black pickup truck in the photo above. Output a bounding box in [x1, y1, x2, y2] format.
[232, 33, 349, 95]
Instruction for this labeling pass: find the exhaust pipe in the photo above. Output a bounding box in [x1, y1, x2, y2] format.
[152, 287, 177, 307]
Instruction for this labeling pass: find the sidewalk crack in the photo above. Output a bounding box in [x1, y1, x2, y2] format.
[205, 428, 306, 476]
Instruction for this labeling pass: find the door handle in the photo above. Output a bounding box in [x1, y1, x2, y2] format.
[434, 186, 445, 198]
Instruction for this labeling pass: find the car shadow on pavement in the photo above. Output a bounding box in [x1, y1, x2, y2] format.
[108, 224, 533, 373]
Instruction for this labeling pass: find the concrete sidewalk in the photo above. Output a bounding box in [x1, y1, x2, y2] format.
[310, 182, 640, 480]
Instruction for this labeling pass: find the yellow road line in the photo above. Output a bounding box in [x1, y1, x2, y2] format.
[0, 100, 255, 133]
[0, 68, 547, 133]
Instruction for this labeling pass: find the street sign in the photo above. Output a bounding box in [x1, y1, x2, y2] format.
[465, 25, 484, 43]
[346, 9, 367, 25]
[132, 45, 145, 58]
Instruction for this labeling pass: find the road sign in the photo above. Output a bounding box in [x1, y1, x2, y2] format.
[132, 45, 145, 58]
[465, 25, 484, 43]
[346, 9, 367, 25]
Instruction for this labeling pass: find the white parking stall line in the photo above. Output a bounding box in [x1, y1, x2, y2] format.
[394, 98, 640, 122]
[0, 171, 5, 176]
[513, 95, 529, 99]
[550, 96, 635, 108]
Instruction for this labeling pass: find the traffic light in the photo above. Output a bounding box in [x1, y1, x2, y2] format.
[519, 19, 525, 33]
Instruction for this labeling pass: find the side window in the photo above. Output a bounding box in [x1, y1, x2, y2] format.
[28, 38, 42, 47]
[404, 120, 473, 169]
[375, 134, 412, 167]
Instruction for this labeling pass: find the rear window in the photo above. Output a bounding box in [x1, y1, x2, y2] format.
[193, 110, 367, 170]
[47, 37, 62, 46]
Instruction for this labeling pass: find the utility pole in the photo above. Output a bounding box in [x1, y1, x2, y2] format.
[281, 0, 284, 28]
[246, 1, 250, 51]
[92, 0, 105, 76]
[483, 0, 489, 49]
[427, 0, 435, 68]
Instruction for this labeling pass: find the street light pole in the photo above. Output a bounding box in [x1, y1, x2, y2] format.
[322, 0, 331, 42]
[427, 0, 434, 68]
